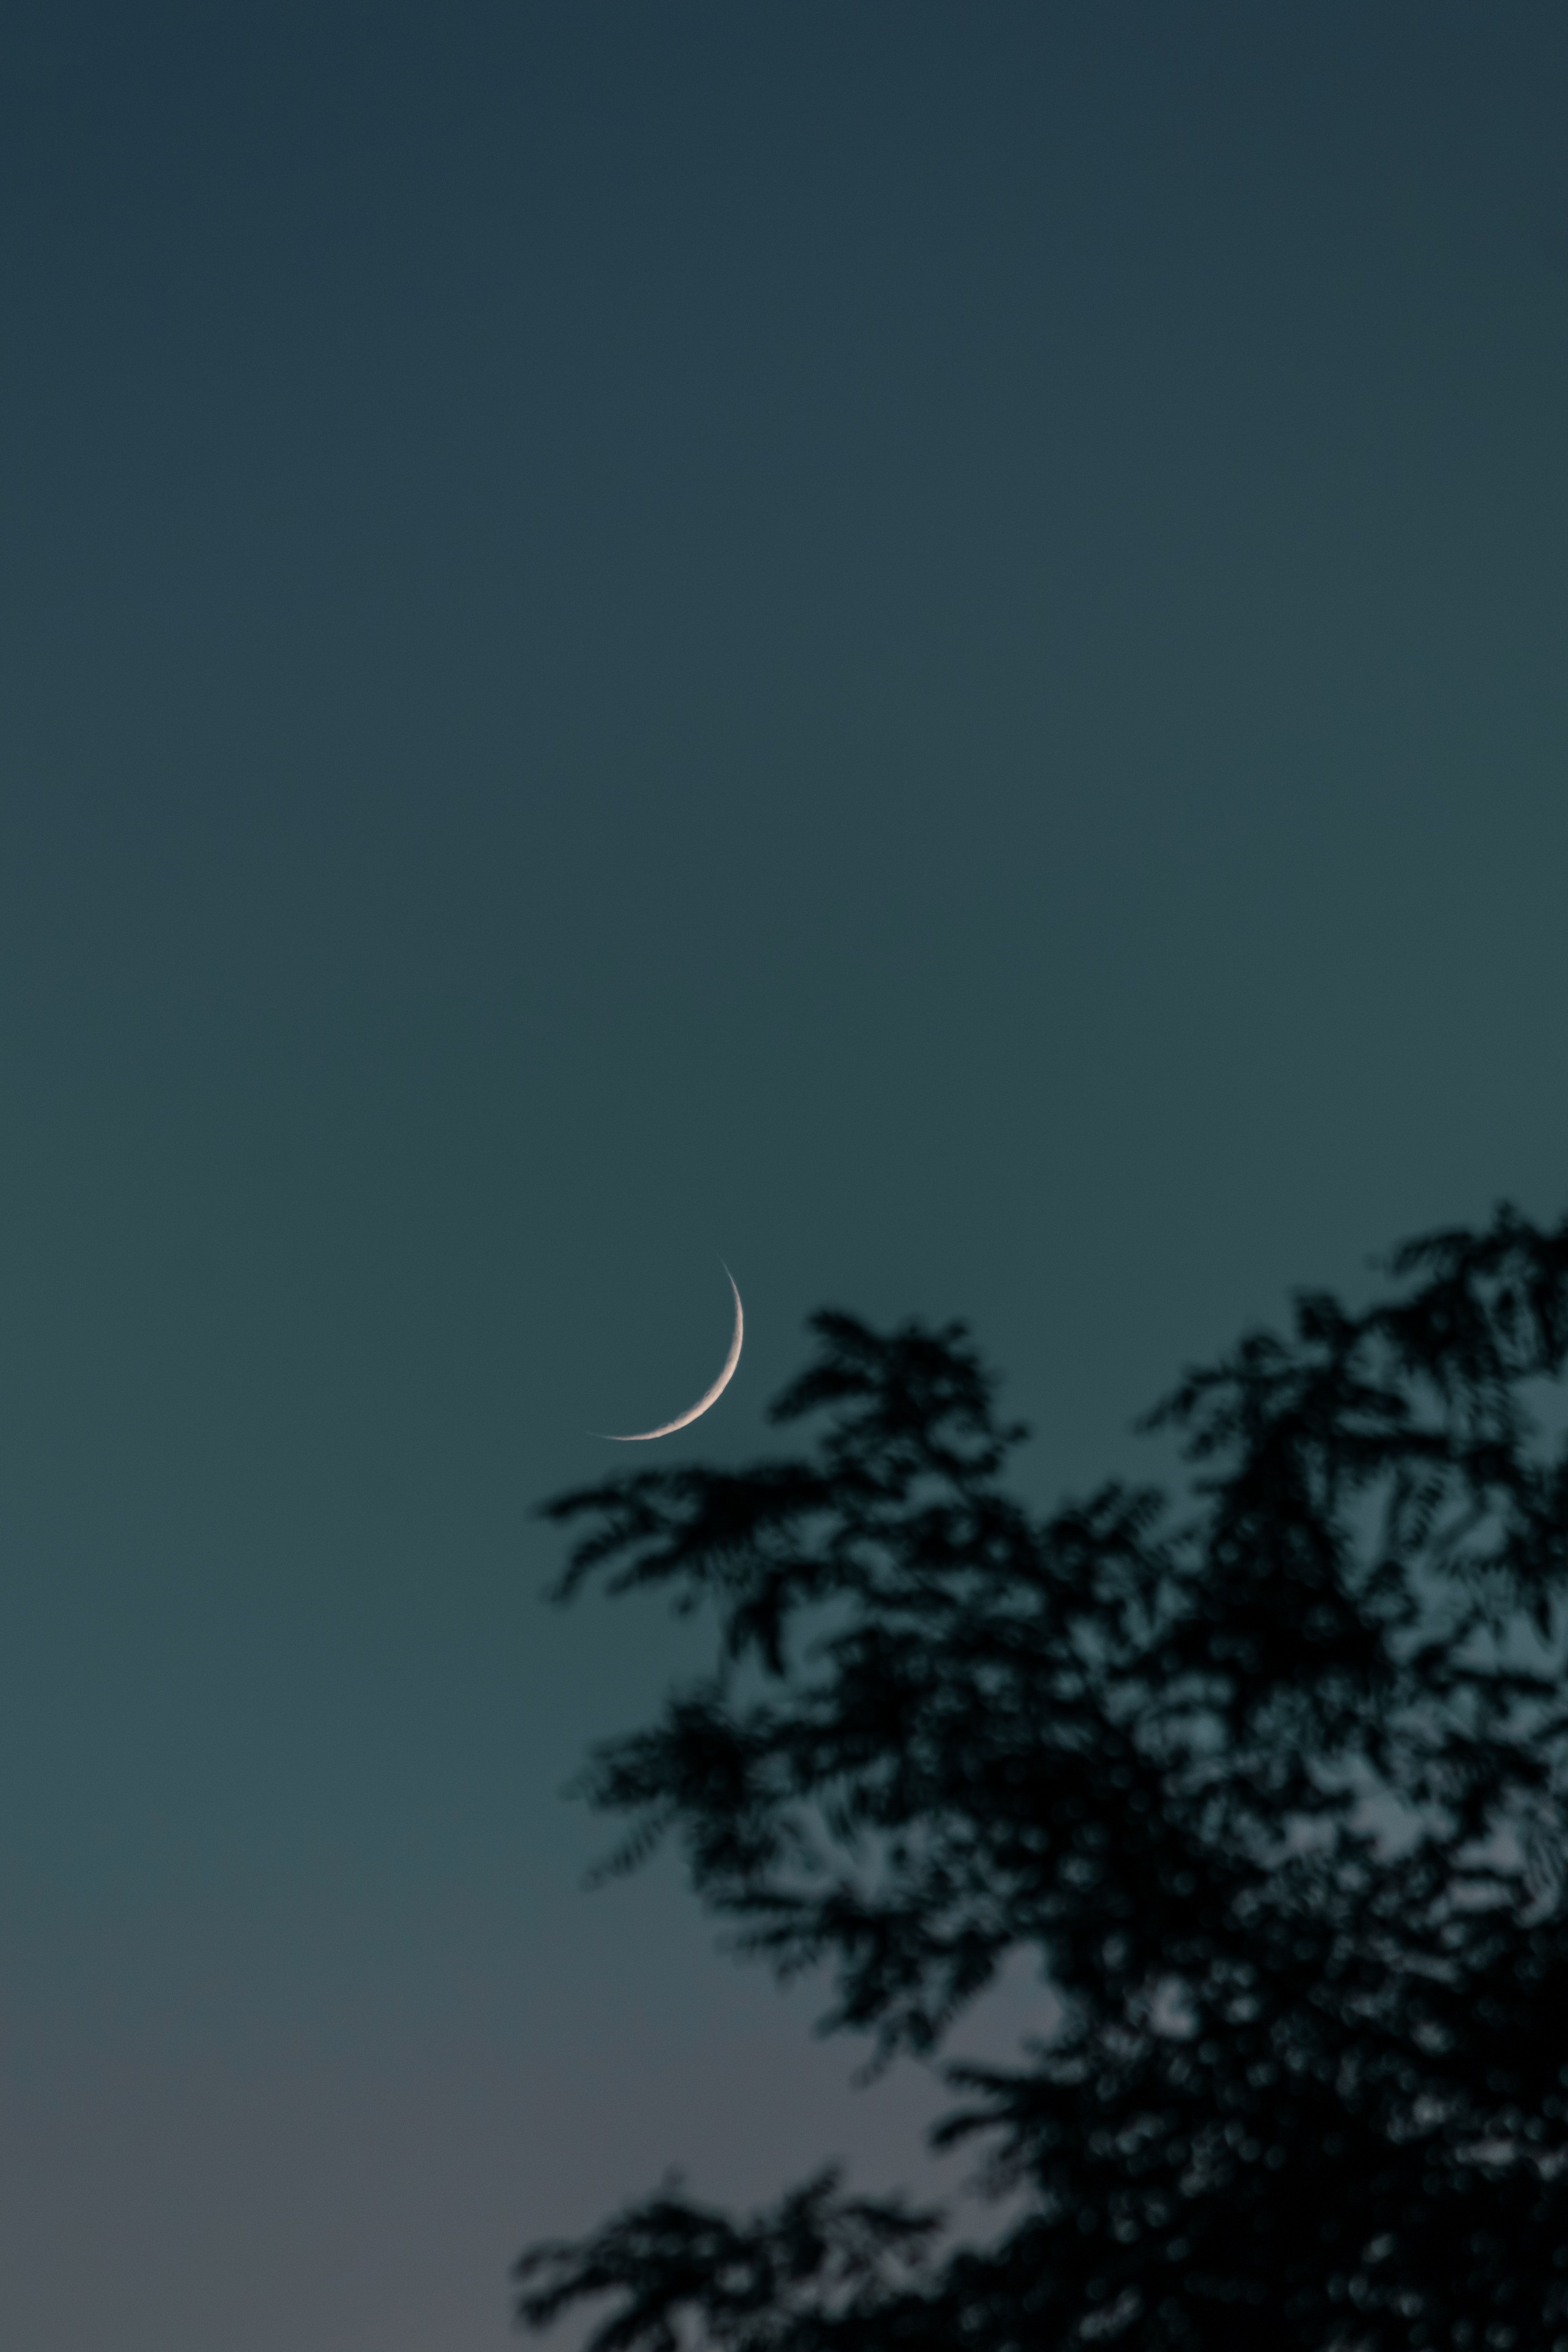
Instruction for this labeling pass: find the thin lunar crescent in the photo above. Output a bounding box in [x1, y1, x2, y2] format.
[599, 1267, 744, 1442]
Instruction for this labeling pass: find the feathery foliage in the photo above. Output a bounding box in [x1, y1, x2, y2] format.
[519, 1205, 1568, 2349]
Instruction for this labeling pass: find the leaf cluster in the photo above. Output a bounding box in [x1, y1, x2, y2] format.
[521, 1206, 1568, 2350]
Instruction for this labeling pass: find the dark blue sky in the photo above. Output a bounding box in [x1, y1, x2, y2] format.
[3, 5, 1568, 2345]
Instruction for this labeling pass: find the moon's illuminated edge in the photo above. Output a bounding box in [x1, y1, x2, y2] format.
[598, 1266, 744, 1441]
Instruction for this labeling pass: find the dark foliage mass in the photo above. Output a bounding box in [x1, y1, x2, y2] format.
[518, 1207, 1568, 2349]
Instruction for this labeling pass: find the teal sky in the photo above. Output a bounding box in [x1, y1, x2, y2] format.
[3, 5, 1568, 2345]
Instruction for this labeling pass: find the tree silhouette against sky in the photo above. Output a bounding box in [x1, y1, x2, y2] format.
[518, 1206, 1568, 2350]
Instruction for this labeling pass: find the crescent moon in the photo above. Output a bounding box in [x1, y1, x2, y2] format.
[598, 1266, 744, 1442]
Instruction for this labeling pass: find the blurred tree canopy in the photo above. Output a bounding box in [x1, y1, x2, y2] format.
[517, 1206, 1568, 2350]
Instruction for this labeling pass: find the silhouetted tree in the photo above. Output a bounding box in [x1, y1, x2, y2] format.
[518, 1206, 1568, 2350]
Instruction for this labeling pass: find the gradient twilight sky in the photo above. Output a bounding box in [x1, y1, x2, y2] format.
[2, 5, 1568, 2345]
